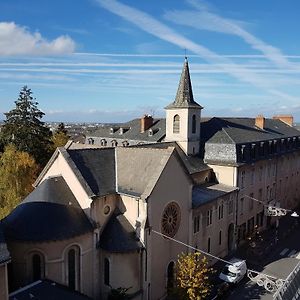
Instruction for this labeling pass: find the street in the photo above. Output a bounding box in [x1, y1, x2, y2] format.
[225, 223, 300, 299]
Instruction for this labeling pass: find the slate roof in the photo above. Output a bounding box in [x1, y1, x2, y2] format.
[99, 210, 143, 253]
[192, 183, 237, 208]
[129, 141, 210, 174]
[86, 118, 166, 142]
[116, 147, 174, 198]
[165, 58, 203, 109]
[201, 117, 300, 144]
[2, 176, 93, 242]
[65, 148, 116, 197]
[23, 176, 81, 208]
[9, 279, 92, 300]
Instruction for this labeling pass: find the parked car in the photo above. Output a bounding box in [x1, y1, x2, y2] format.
[219, 258, 247, 284]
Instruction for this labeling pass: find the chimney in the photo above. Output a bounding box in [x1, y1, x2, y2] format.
[140, 115, 153, 133]
[255, 115, 265, 129]
[272, 114, 293, 127]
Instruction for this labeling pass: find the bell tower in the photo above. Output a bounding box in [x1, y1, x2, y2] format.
[165, 57, 203, 155]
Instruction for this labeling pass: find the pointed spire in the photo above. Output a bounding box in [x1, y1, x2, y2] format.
[166, 57, 202, 109]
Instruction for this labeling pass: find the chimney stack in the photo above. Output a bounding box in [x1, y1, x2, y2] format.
[255, 115, 265, 129]
[272, 114, 293, 127]
[140, 115, 153, 133]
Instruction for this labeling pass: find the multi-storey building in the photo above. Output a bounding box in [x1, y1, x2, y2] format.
[0, 58, 299, 299]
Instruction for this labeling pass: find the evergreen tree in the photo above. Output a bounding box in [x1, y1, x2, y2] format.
[1, 86, 52, 166]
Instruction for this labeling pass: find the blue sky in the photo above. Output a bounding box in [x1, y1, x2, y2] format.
[1, 0, 300, 122]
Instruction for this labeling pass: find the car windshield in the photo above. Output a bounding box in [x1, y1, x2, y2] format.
[222, 266, 237, 277]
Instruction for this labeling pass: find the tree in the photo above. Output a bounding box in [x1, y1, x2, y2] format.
[0, 144, 38, 219]
[175, 252, 214, 300]
[51, 122, 70, 150]
[0, 86, 52, 167]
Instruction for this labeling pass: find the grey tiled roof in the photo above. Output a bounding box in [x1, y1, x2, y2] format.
[165, 58, 203, 109]
[99, 210, 143, 253]
[129, 141, 210, 174]
[201, 117, 300, 144]
[2, 176, 93, 242]
[86, 118, 165, 142]
[116, 147, 174, 198]
[66, 148, 116, 197]
[9, 279, 92, 300]
[192, 183, 237, 208]
[23, 176, 81, 208]
[3, 202, 93, 242]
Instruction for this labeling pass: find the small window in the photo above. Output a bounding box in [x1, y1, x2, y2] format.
[219, 231, 222, 245]
[192, 115, 196, 134]
[104, 258, 110, 286]
[228, 199, 233, 215]
[173, 115, 180, 134]
[207, 237, 211, 253]
[206, 209, 212, 226]
[88, 138, 94, 145]
[148, 129, 153, 136]
[111, 140, 118, 147]
[100, 139, 107, 147]
[218, 203, 224, 220]
[193, 215, 200, 233]
[240, 198, 244, 215]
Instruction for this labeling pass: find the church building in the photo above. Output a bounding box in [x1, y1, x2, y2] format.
[0, 58, 300, 300]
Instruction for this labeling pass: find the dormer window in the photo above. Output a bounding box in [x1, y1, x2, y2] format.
[259, 142, 264, 157]
[148, 129, 153, 136]
[100, 139, 107, 147]
[119, 127, 129, 135]
[110, 127, 114, 134]
[88, 138, 94, 145]
[250, 143, 256, 160]
[111, 140, 118, 147]
[122, 141, 129, 147]
[241, 145, 246, 161]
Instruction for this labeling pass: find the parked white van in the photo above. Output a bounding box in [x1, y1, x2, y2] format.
[219, 258, 247, 284]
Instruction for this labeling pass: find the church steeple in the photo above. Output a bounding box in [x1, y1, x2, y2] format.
[166, 57, 202, 109]
[165, 58, 203, 156]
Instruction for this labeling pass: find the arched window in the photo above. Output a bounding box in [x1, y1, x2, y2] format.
[32, 253, 45, 281]
[66, 246, 80, 291]
[111, 140, 118, 147]
[104, 258, 110, 286]
[167, 261, 175, 291]
[88, 138, 94, 145]
[173, 115, 180, 134]
[192, 115, 196, 134]
[100, 139, 107, 147]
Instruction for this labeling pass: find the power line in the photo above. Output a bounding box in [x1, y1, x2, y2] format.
[151, 229, 282, 281]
